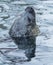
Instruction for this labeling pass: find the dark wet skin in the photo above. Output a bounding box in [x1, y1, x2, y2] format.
[9, 7, 36, 61]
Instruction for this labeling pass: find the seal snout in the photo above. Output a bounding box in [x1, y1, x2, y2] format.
[25, 7, 35, 16]
[25, 7, 35, 26]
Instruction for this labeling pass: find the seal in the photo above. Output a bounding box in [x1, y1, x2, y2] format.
[9, 7, 39, 61]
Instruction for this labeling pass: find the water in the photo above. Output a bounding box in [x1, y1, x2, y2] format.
[0, 0, 53, 65]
